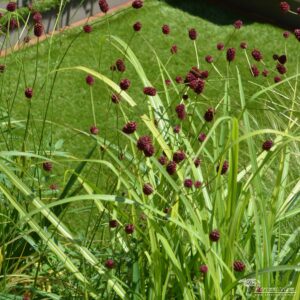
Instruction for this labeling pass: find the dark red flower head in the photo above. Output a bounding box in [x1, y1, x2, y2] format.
[251, 49, 263, 61]
[294, 29, 300, 41]
[99, 0, 109, 13]
[274, 76, 282, 83]
[83, 24, 92, 33]
[6, 2, 17, 12]
[278, 54, 287, 64]
[198, 133, 206, 142]
[175, 76, 183, 83]
[109, 219, 118, 228]
[194, 180, 202, 188]
[119, 79, 131, 90]
[8, 18, 19, 30]
[111, 93, 121, 103]
[217, 42, 224, 51]
[199, 265, 208, 274]
[240, 42, 247, 49]
[184, 179, 193, 188]
[279, 2, 290, 12]
[205, 55, 213, 63]
[165, 79, 171, 86]
[125, 224, 135, 234]
[233, 260, 245, 272]
[171, 44, 178, 54]
[25, 87, 33, 99]
[133, 21, 142, 31]
[173, 125, 181, 133]
[226, 48, 236, 62]
[90, 125, 99, 135]
[143, 86, 157, 96]
[233, 19, 243, 29]
[143, 183, 153, 195]
[0, 64, 6, 73]
[209, 229, 220, 242]
[105, 259, 115, 269]
[251, 65, 260, 77]
[33, 12, 42, 23]
[116, 59, 126, 72]
[173, 150, 186, 163]
[43, 161, 52, 172]
[216, 160, 229, 175]
[137, 136, 152, 151]
[182, 94, 189, 100]
[283, 31, 290, 38]
[49, 183, 58, 190]
[143, 143, 155, 157]
[34, 23, 44, 37]
[262, 69, 269, 77]
[297, 7, 300, 14]
[190, 78, 205, 94]
[204, 108, 215, 122]
[262, 140, 273, 151]
[188, 28, 197, 40]
[86, 74, 95, 85]
[273, 54, 279, 60]
[122, 121, 137, 134]
[162, 24, 170, 35]
[166, 161, 177, 175]
[132, 0, 143, 9]
[175, 103, 186, 120]
[158, 155, 168, 165]
[276, 63, 287, 74]
[194, 158, 201, 168]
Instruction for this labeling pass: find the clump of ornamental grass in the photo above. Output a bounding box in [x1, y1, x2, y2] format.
[0, 0, 299, 299]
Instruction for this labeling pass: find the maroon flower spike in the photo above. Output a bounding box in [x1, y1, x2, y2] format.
[209, 229, 220, 242]
[165, 79, 171, 86]
[166, 161, 177, 175]
[188, 28, 197, 40]
[99, 0, 109, 13]
[233, 19, 243, 29]
[86, 75, 95, 85]
[163, 207, 171, 214]
[274, 76, 282, 83]
[104, 259, 115, 269]
[262, 69, 269, 77]
[198, 133, 206, 142]
[216, 160, 229, 175]
[49, 183, 58, 190]
[143, 86, 157, 96]
[184, 179, 193, 188]
[116, 59, 126, 72]
[83, 24, 92, 33]
[279, 2, 290, 12]
[276, 63, 287, 74]
[205, 55, 213, 63]
[122, 121, 137, 134]
[294, 29, 300, 41]
[33, 12, 42, 23]
[137, 136, 152, 151]
[199, 265, 208, 274]
[262, 140, 273, 151]
[6, 2, 17, 12]
[273, 54, 279, 60]
[143, 183, 153, 195]
[194, 180, 202, 188]
[158, 155, 168, 165]
[175, 76, 183, 83]
[125, 224, 135, 234]
[200, 70, 209, 79]
[109, 219, 118, 228]
[119, 79, 131, 90]
[173, 150, 186, 163]
[0, 64, 5, 73]
[175, 103, 186, 120]
[251, 49, 263, 62]
[8, 19, 19, 30]
[132, 0, 143, 9]
[194, 158, 201, 168]
[43, 161, 52, 172]
[162, 24, 170, 35]
[173, 125, 181, 133]
[171, 44, 177, 54]
[217, 42, 224, 51]
[111, 93, 121, 103]
[143, 143, 155, 157]
[283, 31, 290, 38]
[204, 108, 215, 122]
[240, 42, 247, 49]
[297, 7, 300, 14]
[226, 48, 236, 62]
[182, 94, 189, 100]
[133, 21, 142, 32]
[34, 23, 44, 37]
[251, 65, 260, 77]
[90, 125, 99, 135]
[233, 260, 245, 272]
[25, 87, 33, 99]
[190, 78, 205, 94]
[278, 54, 287, 64]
